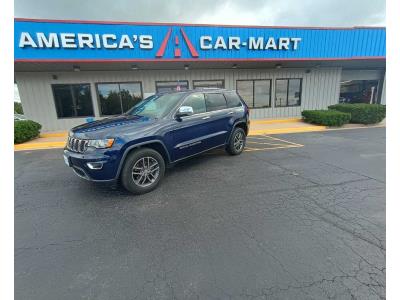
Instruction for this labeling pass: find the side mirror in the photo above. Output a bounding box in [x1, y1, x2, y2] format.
[176, 106, 194, 118]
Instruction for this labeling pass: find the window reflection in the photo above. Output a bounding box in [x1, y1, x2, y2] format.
[254, 80, 271, 108]
[53, 84, 94, 118]
[182, 93, 206, 114]
[97, 82, 143, 116]
[340, 80, 379, 104]
[237, 80, 271, 108]
[288, 79, 301, 106]
[275, 79, 302, 107]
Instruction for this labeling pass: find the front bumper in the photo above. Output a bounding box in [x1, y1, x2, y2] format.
[63, 149, 120, 181]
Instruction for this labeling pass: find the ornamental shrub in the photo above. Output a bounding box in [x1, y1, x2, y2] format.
[14, 102, 23, 114]
[14, 120, 42, 144]
[302, 110, 351, 127]
[328, 103, 386, 124]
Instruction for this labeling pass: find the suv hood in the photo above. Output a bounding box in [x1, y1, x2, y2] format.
[71, 115, 156, 139]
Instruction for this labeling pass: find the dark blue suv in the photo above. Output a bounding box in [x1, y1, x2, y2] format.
[64, 89, 249, 194]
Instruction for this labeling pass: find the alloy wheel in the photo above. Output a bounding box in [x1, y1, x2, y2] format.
[233, 131, 245, 152]
[131, 156, 160, 187]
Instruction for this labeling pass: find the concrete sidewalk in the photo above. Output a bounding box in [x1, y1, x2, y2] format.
[13, 118, 384, 151]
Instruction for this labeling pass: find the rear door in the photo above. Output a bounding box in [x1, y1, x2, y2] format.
[203, 93, 231, 146]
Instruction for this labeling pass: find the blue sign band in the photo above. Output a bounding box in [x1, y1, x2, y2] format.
[15, 19, 386, 61]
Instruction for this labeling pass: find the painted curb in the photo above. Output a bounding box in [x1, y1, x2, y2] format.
[251, 118, 303, 125]
[14, 141, 66, 151]
[248, 126, 326, 136]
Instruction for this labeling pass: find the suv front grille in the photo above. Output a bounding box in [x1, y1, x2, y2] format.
[67, 137, 89, 153]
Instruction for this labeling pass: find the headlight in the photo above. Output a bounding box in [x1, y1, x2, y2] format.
[87, 138, 115, 149]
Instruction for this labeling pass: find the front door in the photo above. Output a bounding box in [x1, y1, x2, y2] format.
[171, 93, 214, 161]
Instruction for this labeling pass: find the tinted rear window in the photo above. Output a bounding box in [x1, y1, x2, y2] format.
[224, 92, 242, 108]
[205, 93, 227, 112]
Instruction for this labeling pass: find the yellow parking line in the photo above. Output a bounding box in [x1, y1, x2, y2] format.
[260, 135, 304, 147]
[242, 134, 305, 152]
[247, 141, 292, 146]
[244, 144, 303, 152]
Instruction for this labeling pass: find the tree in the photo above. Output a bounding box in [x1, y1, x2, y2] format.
[14, 102, 23, 114]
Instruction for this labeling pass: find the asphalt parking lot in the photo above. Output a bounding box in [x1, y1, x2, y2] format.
[15, 127, 385, 300]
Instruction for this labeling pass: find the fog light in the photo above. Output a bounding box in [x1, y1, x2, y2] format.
[87, 162, 103, 170]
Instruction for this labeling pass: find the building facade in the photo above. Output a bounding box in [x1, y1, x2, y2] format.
[14, 19, 386, 132]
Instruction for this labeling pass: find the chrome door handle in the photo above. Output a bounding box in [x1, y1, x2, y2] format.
[202, 116, 211, 120]
[228, 111, 234, 115]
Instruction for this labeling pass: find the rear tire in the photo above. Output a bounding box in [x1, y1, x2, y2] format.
[226, 127, 246, 155]
[121, 148, 165, 195]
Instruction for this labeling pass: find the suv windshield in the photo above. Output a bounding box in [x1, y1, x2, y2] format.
[125, 93, 185, 118]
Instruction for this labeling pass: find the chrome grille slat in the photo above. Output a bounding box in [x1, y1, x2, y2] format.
[67, 137, 88, 153]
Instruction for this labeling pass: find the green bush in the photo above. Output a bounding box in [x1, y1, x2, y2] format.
[14, 120, 42, 144]
[14, 102, 24, 114]
[328, 103, 386, 124]
[302, 110, 351, 127]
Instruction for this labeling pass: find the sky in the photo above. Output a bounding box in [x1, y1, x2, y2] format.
[14, 0, 386, 102]
[15, 0, 386, 27]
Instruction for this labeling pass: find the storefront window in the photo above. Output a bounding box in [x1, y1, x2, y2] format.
[254, 80, 271, 107]
[339, 80, 379, 104]
[155, 81, 189, 93]
[97, 82, 142, 116]
[193, 80, 225, 89]
[275, 79, 302, 107]
[236, 80, 271, 108]
[52, 84, 94, 118]
[288, 79, 302, 106]
[236, 80, 253, 107]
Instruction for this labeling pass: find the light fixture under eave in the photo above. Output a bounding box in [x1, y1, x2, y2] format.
[275, 64, 283, 69]
[131, 65, 139, 70]
[73, 65, 81, 72]
[184, 64, 189, 70]
[232, 64, 238, 69]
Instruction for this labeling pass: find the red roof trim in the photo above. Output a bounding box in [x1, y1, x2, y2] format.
[15, 57, 386, 63]
[14, 18, 386, 30]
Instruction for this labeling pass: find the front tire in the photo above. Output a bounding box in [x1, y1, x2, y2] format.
[226, 127, 246, 155]
[121, 148, 165, 194]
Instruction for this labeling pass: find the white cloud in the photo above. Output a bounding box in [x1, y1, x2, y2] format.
[15, 0, 385, 27]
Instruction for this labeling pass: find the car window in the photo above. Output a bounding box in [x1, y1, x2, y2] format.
[224, 92, 242, 108]
[205, 93, 227, 112]
[126, 93, 184, 118]
[181, 93, 206, 115]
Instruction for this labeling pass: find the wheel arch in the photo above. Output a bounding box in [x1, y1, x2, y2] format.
[234, 121, 249, 136]
[227, 121, 248, 144]
[115, 140, 171, 179]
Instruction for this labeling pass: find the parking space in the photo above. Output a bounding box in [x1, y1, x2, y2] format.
[245, 135, 304, 152]
[15, 128, 385, 299]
